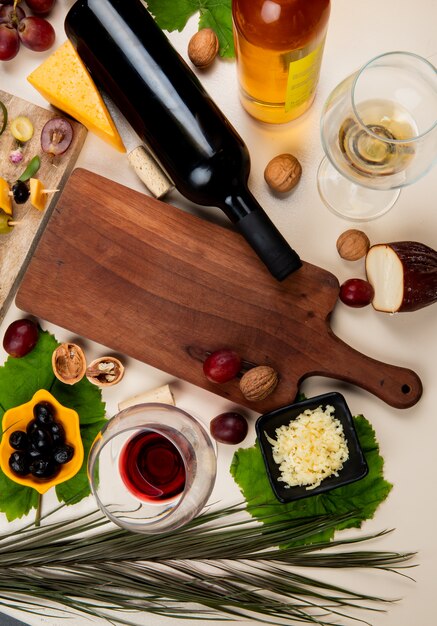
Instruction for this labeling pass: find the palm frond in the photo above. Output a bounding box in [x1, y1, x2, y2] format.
[0, 504, 416, 626]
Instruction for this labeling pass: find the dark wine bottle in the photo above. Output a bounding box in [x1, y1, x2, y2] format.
[65, 0, 302, 281]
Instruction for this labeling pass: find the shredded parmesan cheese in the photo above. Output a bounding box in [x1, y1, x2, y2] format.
[266, 405, 349, 490]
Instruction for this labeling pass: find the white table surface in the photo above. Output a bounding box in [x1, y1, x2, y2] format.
[1, 1, 436, 625]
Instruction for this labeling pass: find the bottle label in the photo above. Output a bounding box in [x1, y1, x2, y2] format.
[285, 39, 326, 112]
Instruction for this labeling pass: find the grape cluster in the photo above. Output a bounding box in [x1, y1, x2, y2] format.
[0, 0, 56, 61]
[8, 401, 74, 479]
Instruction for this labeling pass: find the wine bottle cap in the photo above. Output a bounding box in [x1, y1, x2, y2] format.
[237, 209, 301, 281]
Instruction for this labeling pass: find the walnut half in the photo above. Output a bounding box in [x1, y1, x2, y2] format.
[86, 357, 125, 387]
[52, 343, 87, 385]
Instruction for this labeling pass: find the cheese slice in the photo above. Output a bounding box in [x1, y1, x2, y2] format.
[27, 40, 126, 153]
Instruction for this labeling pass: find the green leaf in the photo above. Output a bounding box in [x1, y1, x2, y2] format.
[54, 377, 105, 505]
[230, 414, 392, 545]
[147, 0, 235, 58]
[0, 100, 7, 137]
[0, 328, 58, 411]
[55, 422, 102, 505]
[18, 155, 41, 182]
[52, 376, 105, 425]
[0, 470, 38, 522]
[0, 329, 106, 520]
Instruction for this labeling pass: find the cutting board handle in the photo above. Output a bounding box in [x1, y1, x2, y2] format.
[315, 330, 422, 409]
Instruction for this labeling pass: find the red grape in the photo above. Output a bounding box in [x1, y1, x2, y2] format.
[339, 278, 374, 308]
[0, 4, 25, 25]
[210, 412, 248, 445]
[3, 318, 39, 357]
[17, 15, 54, 51]
[203, 348, 241, 383]
[24, 0, 55, 17]
[0, 23, 19, 60]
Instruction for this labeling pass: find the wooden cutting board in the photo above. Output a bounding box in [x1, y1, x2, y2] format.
[16, 168, 422, 411]
[0, 89, 87, 322]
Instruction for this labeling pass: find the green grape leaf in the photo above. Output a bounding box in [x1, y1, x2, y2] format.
[0, 329, 106, 521]
[0, 328, 58, 412]
[55, 422, 102, 505]
[230, 414, 392, 545]
[0, 470, 39, 522]
[147, 0, 234, 58]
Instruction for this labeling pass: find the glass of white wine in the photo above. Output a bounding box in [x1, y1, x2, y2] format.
[318, 51, 437, 221]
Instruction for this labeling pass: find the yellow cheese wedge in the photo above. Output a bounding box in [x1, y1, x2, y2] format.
[0, 178, 12, 216]
[27, 40, 126, 153]
[29, 178, 47, 212]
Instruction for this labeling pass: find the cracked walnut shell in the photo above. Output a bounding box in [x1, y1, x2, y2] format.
[239, 365, 279, 402]
[52, 343, 87, 385]
[86, 357, 125, 387]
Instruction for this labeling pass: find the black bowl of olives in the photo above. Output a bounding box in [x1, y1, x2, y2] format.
[0, 389, 84, 493]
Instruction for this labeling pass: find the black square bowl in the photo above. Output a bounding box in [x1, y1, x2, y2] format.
[255, 392, 368, 503]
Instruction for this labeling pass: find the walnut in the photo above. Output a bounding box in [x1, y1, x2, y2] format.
[52, 343, 86, 385]
[86, 357, 125, 387]
[239, 365, 279, 402]
[188, 28, 219, 68]
[336, 229, 370, 261]
[264, 154, 302, 193]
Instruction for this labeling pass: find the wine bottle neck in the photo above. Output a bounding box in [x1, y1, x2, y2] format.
[222, 186, 263, 223]
[222, 187, 302, 281]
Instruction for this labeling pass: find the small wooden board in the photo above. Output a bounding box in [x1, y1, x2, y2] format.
[16, 169, 422, 412]
[0, 89, 87, 322]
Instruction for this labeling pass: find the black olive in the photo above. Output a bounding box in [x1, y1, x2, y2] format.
[11, 180, 30, 204]
[9, 430, 28, 450]
[33, 401, 55, 425]
[28, 447, 43, 460]
[49, 421, 65, 445]
[26, 419, 39, 437]
[53, 444, 74, 465]
[29, 457, 59, 479]
[9, 451, 29, 476]
[29, 426, 53, 453]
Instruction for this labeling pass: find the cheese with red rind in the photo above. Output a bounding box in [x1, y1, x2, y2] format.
[366, 241, 437, 313]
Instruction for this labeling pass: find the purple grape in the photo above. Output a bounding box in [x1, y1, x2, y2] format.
[3, 318, 39, 357]
[339, 278, 374, 308]
[0, 23, 19, 60]
[0, 4, 26, 25]
[41, 117, 73, 155]
[25, 0, 56, 17]
[210, 412, 248, 445]
[17, 15, 54, 52]
[203, 349, 242, 384]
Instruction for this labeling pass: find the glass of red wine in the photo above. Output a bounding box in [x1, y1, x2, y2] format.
[88, 403, 217, 533]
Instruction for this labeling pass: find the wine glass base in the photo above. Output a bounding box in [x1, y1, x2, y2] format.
[317, 157, 400, 221]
